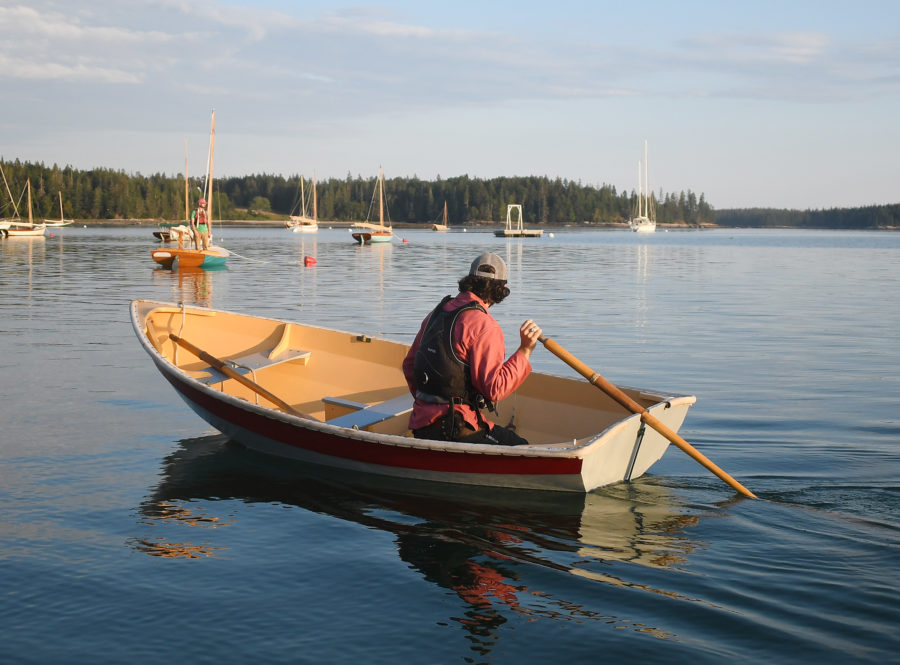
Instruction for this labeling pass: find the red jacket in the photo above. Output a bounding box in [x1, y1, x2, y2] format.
[402, 292, 531, 431]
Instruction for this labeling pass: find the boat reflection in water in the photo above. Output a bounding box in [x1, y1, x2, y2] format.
[150, 265, 223, 309]
[133, 436, 720, 647]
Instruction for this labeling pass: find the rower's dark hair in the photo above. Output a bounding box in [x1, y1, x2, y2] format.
[458, 274, 510, 305]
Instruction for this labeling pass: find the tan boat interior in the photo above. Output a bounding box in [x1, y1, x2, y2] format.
[139, 302, 666, 445]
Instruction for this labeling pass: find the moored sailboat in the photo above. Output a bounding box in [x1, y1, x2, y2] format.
[3, 180, 46, 238]
[432, 200, 449, 232]
[629, 140, 657, 233]
[351, 167, 393, 244]
[43, 191, 74, 227]
[286, 172, 318, 233]
[152, 111, 229, 269]
[0, 165, 45, 237]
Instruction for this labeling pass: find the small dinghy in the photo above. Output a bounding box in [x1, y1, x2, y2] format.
[131, 300, 698, 492]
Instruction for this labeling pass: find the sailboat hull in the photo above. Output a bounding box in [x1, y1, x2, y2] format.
[351, 230, 393, 244]
[494, 229, 542, 237]
[629, 218, 657, 233]
[3, 223, 47, 237]
[352, 167, 392, 244]
[151, 247, 229, 269]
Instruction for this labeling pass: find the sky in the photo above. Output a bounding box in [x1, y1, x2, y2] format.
[1, 0, 898, 210]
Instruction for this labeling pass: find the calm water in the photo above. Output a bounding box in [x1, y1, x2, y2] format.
[1, 226, 898, 664]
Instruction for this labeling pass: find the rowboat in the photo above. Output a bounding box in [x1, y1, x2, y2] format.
[132, 300, 696, 492]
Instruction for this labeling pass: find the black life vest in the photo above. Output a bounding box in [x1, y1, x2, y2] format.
[413, 295, 487, 407]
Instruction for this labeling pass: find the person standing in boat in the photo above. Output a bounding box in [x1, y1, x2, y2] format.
[402, 252, 542, 445]
[190, 198, 210, 250]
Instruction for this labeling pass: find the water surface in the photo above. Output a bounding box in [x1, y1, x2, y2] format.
[1, 226, 897, 664]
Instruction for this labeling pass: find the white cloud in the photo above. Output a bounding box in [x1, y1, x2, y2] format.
[0, 54, 141, 83]
[0, 4, 173, 43]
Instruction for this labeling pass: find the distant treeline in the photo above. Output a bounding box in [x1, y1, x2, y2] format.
[4, 159, 896, 228]
[714, 206, 900, 229]
[1, 159, 714, 226]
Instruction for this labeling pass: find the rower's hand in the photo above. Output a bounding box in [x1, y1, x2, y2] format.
[518, 319, 542, 358]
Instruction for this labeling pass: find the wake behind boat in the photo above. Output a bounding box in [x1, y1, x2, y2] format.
[131, 300, 697, 492]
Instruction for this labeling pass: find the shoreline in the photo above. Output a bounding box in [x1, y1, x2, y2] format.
[47, 220, 897, 231]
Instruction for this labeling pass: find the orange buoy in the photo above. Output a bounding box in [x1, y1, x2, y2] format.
[304, 256, 317, 267]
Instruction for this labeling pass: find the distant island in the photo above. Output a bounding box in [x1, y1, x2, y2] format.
[1, 159, 896, 229]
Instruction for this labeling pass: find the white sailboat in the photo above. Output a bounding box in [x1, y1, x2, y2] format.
[43, 191, 74, 227]
[3, 179, 46, 237]
[351, 167, 393, 244]
[629, 140, 657, 233]
[1, 165, 43, 237]
[286, 171, 318, 233]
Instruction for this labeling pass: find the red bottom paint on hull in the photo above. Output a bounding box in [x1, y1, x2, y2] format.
[162, 367, 588, 491]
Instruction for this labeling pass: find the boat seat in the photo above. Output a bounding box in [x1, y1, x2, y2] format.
[324, 394, 414, 430]
[197, 347, 311, 385]
[194, 321, 311, 385]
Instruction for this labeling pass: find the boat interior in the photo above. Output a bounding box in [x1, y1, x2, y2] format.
[136, 301, 673, 446]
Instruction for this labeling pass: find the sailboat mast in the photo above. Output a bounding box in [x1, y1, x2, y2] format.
[637, 160, 643, 218]
[378, 166, 384, 228]
[644, 139, 650, 218]
[313, 170, 317, 221]
[300, 175, 306, 217]
[206, 110, 216, 224]
[27, 179, 33, 224]
[184, 138, 189, 221]
[0, 163, 19, 218]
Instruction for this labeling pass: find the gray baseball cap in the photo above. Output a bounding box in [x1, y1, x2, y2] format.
[469, 252, 507, 281]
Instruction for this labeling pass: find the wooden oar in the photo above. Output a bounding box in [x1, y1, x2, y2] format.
[168, 333, 315, 421]
[539, 335, 757, 498]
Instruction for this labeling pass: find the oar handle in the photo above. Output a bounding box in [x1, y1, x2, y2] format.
[539, 335, 757, 498]
[169, 334, 316, 421]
